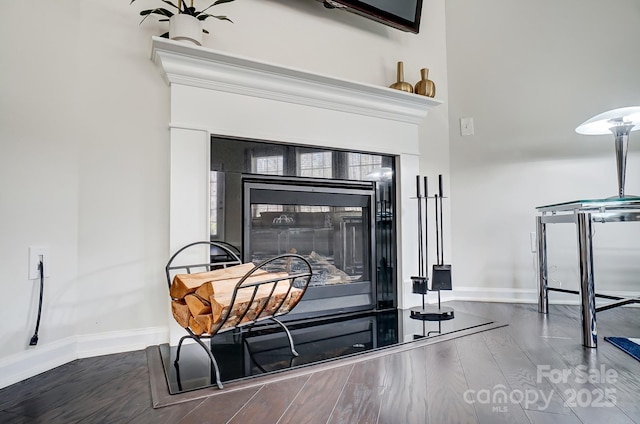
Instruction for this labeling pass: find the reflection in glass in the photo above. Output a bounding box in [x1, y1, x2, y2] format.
[209, 171, 225, 239]
[299, 151, 332, 178]
[249, 203, 367, 286]
[211, 135, 398, 313]
[348, 153, 382, 180]
[253, 155, 283, 175]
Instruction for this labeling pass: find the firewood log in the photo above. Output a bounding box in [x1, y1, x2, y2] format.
[209, 275, 298, 326]
[218, 290, 301, 330]
[171, 300, 190, 328]
[171, 268, 306, 336]
[193, 313, 214, 334]
[184, 293, 211, 316]
[195, 283, 214, 301]
[193, 270, 275, 302]
[189, 316, 205, 336]
[277, 290, 303, 314]
[170, 263, 265, 299]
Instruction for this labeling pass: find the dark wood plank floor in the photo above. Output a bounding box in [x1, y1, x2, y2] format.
[1, 301, 639, 424]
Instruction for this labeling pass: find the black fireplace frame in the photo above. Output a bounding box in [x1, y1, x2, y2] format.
[242, 175, 377, 319]
[210, 134, 399, 318]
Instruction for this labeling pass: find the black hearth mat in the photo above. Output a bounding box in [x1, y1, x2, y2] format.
[158, 308, 497, 396]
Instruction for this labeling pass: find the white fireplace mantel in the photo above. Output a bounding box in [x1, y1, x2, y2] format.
[151, 37, 442, 340]
[151, 37, 441, 126]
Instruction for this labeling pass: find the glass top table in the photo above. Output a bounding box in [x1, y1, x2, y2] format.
[537, 196, 640, 213]
[535, 197, 640, 348]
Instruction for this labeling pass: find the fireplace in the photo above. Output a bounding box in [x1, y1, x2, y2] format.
[244, 177, 377, 317]
[151, 37, 441, 343]
[209, 136, 397, 318]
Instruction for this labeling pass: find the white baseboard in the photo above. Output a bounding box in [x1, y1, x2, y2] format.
[0, 326, 169, 389]
[76, 327, 168, 358]
[446, 287, 544, 303]
[0, 337, 77, 390]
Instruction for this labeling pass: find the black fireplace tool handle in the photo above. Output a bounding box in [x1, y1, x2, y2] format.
[423, 176, 428, 274]
[417, 175, 422, 276]
[431, 174, 452, 292]
[434, 192, 440, 266]
[438, 174, 444, 265]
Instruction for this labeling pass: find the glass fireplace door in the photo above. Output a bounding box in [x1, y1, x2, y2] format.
[243, 177, 376, 319]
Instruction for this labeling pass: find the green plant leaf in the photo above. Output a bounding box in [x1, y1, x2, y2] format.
[133, 0, 235, 28]
[198, 13, 233, 23]
[160, 0, 180, 10]
[140, 8, 174, 17]
[138, 8, 174, 24]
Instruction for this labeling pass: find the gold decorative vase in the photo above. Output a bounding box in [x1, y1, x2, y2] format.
[415, 68, 436, 97]
[389, 61, 414, 93]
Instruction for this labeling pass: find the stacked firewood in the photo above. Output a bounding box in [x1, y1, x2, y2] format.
[170, 263, 303, 335]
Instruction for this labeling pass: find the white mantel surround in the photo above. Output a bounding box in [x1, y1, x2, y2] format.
[151, 37, 442, 338]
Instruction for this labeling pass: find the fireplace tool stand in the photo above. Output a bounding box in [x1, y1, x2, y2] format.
[410, 175, 454, 321]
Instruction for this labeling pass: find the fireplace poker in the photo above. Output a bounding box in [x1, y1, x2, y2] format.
[432, 174, 452, 292]
[411, 175, 428, 297]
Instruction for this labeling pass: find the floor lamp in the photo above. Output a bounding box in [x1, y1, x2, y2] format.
[575, 106, 640, 198]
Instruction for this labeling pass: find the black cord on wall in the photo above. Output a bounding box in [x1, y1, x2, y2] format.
[29, 259, 44, 346]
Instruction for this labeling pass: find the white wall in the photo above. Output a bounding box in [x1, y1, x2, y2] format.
[0, 1, 171, 386]
[0, 0, 449, 387]
[445, 0, 640, 300]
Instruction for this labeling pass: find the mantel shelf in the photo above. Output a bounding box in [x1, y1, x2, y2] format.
[151, 37, 442, 125]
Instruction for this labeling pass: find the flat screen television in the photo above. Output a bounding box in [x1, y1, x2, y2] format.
[322, 0, 423, 34]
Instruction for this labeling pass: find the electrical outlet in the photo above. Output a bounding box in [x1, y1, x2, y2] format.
[529, 232, 537, 253]
[29, 247, 50, 280]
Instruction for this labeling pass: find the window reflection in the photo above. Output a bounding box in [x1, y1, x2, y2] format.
[210, 136, 398, 310]
[347, 153, 382, 180]
[299, 151, 332, 178]
[253, 155, 283, 175]
[209, 171, 225, 238]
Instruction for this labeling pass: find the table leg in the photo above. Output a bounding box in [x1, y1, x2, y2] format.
[576, 212, 597, 348]
[537, 216, 548, 314]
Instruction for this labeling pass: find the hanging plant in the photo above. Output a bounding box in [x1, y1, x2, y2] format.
[131, 0, 235, 37]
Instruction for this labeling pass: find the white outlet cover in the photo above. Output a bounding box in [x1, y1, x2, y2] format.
[28, 246, 50, 279]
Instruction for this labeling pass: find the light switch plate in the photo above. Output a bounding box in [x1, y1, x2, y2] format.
[460, 117, 474, 136]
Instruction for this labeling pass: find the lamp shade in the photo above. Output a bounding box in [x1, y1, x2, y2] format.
[575, 106, 640, 198]
[575, 106, 640, 135]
